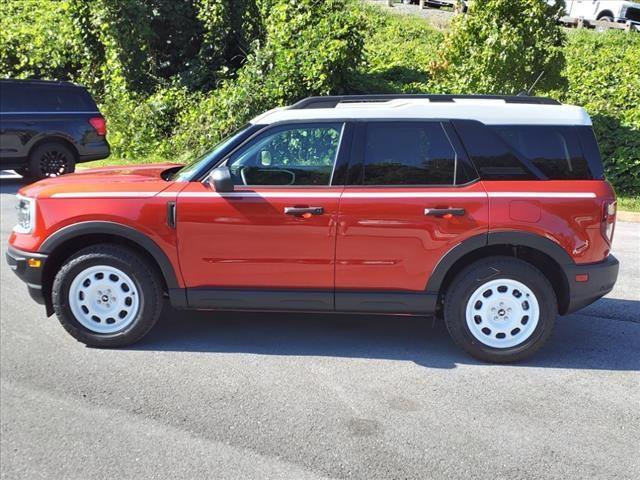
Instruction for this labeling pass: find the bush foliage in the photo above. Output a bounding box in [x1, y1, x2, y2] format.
[559, 30, 640, 195]
[0, 0, 638, 194]
[430, 0, 567, 94]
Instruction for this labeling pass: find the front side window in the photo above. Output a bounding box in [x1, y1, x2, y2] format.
[362, 122, 459, 185]
[227, 123, 343, 186]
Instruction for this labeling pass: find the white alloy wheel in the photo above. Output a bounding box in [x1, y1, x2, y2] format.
[68, 265, 140, 334]
[465, 278, 540, 349]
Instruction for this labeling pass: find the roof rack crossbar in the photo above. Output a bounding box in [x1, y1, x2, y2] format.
[289, 94, 561, 109]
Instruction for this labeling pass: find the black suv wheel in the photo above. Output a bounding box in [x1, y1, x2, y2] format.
[444, 256, 557, 363]
[29, 142, 76, 179]
[52, 244, 163, 347]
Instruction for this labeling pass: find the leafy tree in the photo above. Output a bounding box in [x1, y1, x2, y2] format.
[559, 30, 640, 195]
[430, 0, 567, 95]
[170, 0, 366, 155]
[0, 0, 88, 81]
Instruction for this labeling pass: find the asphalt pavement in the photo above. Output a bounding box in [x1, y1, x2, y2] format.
[1, 174, 638, 480]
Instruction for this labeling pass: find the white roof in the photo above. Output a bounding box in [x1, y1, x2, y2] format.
[251, 98, 591, 126]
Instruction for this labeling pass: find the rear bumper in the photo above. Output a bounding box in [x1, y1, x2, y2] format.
[564, 255, 619, 314]
[77, 141, 110, 163]
[5, 245, 48, 306]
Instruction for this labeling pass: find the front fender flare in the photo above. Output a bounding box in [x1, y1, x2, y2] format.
[39, 221, 181, 290]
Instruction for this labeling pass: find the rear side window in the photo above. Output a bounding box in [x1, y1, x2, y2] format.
[490, 125, 593, 180]
[452, 120, 538, 180]
[0, 84, 97, 112]
[361, 122, 464, 185]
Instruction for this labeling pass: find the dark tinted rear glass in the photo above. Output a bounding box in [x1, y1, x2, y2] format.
[362, 122, 460, 185]
[0, 83, 97, 112]
[453, 120, 537, 180]
[490, 125, 592, 180]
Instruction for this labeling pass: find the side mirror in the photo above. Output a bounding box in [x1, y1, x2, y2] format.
[207, 166, 234, 193]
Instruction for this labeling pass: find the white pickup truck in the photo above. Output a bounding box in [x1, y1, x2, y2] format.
[558, 0, 640, 24]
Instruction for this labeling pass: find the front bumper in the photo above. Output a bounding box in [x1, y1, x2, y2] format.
[564, 255, 619, 315]
[5, 245, 48, 306]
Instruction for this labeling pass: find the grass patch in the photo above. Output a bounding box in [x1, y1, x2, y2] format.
[617, 196, 640, 213]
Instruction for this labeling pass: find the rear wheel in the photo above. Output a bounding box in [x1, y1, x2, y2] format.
[28, 142, 76, 179]
[444, 257, 556, 363]
[52, 245, 163, 347]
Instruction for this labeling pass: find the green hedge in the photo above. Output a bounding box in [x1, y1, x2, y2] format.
[559, 30, 640, 196]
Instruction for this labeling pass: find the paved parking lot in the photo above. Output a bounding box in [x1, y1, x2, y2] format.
[1, 174, 639, 479]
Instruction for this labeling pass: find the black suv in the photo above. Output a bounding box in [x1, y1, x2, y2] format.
[0, 79, 110, 179]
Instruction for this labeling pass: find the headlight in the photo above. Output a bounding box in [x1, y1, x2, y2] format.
[14, 195, 35, 234]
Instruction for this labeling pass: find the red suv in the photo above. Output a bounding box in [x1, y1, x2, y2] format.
[6, 95, 619, 362]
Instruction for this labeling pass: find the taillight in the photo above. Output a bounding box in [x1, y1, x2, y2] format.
[601, 200, 616, 244]
[89, 116, 107, 136]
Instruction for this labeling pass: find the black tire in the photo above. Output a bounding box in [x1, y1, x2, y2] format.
[14, 167, 30, 178]
[52, 244, 163, 347]
[598, 15, 613, 22]
[443, 256, 556, 363]
[28, 142, 76, 179]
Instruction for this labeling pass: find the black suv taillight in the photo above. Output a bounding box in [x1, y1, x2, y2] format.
[601, 200, 616, 244]
[89, 116, 107, 136]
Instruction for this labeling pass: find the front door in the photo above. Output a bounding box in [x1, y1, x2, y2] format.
[335, 121, 489, 313]
[176, 122, 348, 311]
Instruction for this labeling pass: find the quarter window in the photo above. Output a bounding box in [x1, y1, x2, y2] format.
[227, 123, 343, 186]
[362, 122, 459, 185]
[490, 125, 592, 180]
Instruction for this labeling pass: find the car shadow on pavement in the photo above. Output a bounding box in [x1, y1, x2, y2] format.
[131, 297, 640, 371]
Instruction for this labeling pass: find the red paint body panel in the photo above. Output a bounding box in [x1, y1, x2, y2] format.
[483, 180, 616, 264]
[8, 165, 617, 296]
[335, 183, 489, 291]
[176, 182, 342, 289]
[10, 165, 187, 287]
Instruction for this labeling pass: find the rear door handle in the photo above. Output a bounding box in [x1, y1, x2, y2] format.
[424, 208, 466, 217]
[284, 206, 324, 216]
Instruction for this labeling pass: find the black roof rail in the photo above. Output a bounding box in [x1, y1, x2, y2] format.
[289, 94, 561, 109]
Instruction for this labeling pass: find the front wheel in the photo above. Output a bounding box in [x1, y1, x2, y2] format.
[52, 244, 163, 347]
[444, 257, 556, 363]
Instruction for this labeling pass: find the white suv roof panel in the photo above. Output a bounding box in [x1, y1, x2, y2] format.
[251, 100, 591, 126]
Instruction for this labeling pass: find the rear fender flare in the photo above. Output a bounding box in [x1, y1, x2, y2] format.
[426, 230, 574, 294]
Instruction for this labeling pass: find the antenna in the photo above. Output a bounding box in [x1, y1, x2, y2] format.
[527, 71, 545, 96]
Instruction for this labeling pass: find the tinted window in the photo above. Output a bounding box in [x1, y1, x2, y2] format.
[0, 84, 97, 112]
[362, 122, 457, 185]
[228, 123, 343, 186]
[577, 127, 604, 179]
[453, 120, 537, 180]
[491, 125, 592, 180]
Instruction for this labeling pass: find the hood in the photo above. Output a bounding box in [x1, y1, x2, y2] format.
[19, 163, 183, 199]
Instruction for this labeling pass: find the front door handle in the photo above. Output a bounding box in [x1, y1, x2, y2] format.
[284, 206, 324, 216]
[424, 207, 466, 217]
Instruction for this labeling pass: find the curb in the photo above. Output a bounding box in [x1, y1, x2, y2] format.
[618, 211, 640, 223]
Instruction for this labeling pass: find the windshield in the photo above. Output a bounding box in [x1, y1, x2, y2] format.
[172, 124, 255, 181]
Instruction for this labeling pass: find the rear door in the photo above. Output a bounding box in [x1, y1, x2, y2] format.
[176, 121, 350, 311]
[335, 120, 489, 313]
